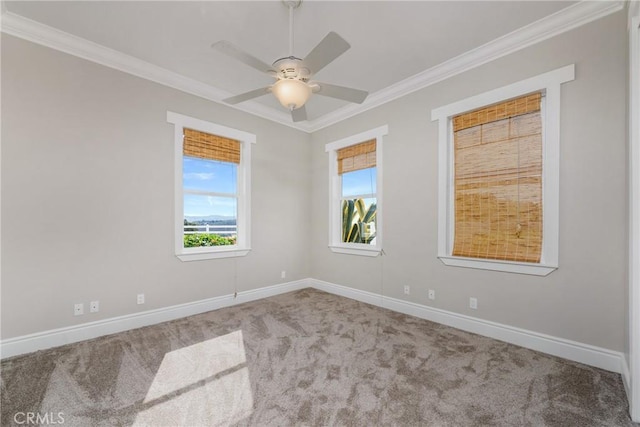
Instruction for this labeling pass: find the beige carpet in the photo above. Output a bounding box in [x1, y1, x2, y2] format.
[1, 288, 635, 426]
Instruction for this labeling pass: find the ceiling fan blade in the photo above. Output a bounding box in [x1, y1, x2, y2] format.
[303, 32, 350, 75]
[223, 87, 271, 105]
[291, 105, 307, 122]
[212, 40, 275, 74]
[313, 82, 368, 104]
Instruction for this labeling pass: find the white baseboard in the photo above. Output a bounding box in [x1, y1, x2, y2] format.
[0, 279, 307, 359]
[309, 278, 625, 374]
[1, 277, 626, 376]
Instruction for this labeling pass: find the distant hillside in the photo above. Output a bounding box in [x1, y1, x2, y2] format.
[185, 215, 235, 223]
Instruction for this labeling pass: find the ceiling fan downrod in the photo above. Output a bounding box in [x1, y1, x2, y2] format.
[283, 0, 301, 57]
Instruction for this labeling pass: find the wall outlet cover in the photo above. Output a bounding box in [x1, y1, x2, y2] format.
[74, 303, 84, 316]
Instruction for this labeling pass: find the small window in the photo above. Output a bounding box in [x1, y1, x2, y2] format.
[431, 65, 575, 275]
[167, 112, 255, 261]
[326, 126, 387, 257]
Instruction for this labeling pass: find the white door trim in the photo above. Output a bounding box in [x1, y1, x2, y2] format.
[628, 1, 640, 422]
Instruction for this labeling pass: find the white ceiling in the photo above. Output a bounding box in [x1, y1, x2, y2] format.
[3, 1, 594, 129]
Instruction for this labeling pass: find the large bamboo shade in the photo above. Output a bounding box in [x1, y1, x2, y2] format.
[337, 139, 376, 174]
[183, 128, 241, 164]
[452, 92, 543, 263]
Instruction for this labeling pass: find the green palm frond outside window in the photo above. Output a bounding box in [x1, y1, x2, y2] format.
[342, 198, 377, 244]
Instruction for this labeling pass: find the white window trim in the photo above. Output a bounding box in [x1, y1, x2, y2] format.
[431, 65, 575, 276]
[167, 111, 255, 261]
[325, 125, 388, 257]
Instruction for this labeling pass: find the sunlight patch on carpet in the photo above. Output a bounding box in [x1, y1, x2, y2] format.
[133, 330, 253, 426]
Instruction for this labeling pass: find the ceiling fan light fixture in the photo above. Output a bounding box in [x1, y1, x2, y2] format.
[272, 78, 311, 110]
[212, 0, 368, 121]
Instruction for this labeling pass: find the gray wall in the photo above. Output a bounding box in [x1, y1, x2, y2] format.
[310, 12, 628, 351]
[1, 35, 311, 338]
[1, 10, 629, 354]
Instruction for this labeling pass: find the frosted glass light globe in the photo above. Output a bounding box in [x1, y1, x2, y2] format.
[272, 79, 312, 110]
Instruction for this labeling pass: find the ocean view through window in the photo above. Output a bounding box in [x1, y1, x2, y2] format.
[183, 156, 238, 248]
[168, 112, 255, 261]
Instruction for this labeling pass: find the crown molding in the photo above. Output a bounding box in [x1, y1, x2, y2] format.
[305, 0, 624, 132]
[1, 1, 624, 134]
[0, 11, 312, 132]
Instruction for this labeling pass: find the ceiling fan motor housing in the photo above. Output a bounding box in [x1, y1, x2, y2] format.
[273, 57, 310, 81]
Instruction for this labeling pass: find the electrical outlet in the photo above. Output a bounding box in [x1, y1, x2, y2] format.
[74, 303, 84, 316]
[404, 285, 410, 295]
[469, 297, 478, 310]
[281, 270, 286, 279]
[428, 289, 435, 300]
[137, 294, 145, 305]
[90, 300, 99, 313]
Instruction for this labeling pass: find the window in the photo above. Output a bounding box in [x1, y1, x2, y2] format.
[326, 126, 387, 257]
[167, 112, 255, 261]
[431, 65, 575, 275]
[452, 93, 543, 263]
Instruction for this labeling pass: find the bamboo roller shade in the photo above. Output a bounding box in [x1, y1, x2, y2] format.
[183, 128, 241, 164]
[453, 92, 541, 132]
[452, 92, 543, 263]
[337, 139, 376, 174]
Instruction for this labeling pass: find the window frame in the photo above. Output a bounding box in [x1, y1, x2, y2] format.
[431, 65, 575, 276]
[167, 111, 255, 261]
[325, 125, 388, 257]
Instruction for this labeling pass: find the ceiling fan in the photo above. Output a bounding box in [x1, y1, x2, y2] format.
[211, 0, 368, 122]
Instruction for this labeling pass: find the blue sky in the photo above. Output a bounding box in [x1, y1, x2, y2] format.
[182, 159, 375, 218]
[183, 157, 237, 218]
[342, 167, 376, 198]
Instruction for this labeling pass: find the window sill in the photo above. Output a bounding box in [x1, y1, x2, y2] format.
[177, 247, 251, 262]
[329, 245, 381, 257]
[438, 256, 557, 276]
